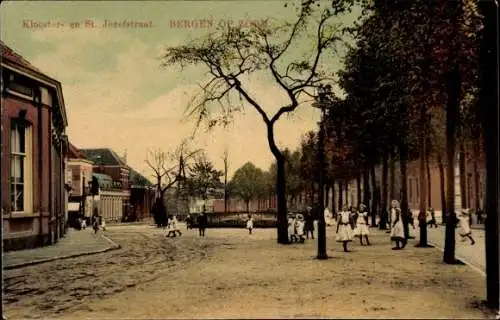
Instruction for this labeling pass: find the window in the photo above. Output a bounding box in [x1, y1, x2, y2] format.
[10, 121, 32, 213]
[7, 74, 34, 99]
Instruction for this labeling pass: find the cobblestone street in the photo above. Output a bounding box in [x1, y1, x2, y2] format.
[3, 225, 491, 319]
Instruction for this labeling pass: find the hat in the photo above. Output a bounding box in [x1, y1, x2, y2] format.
[391, 200, 400, 208]
[359, 204, 366, 210]
[296, 213, 304, 220]
[461, 208, 470, 214]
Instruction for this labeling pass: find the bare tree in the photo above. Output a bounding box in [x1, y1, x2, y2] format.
[146, 141, 201, 226]
[222, 147, 230, 213]
[161, 1, 347, 244]
[145, 149, 178, 202]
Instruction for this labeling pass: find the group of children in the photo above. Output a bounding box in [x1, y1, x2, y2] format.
[165, 215, 182, 237]
[335, 204, 371, 252]
[288, 212, 307, 243]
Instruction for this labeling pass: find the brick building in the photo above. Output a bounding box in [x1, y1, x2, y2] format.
[1, 41, 69, 251]
[80, 148, 131, 222]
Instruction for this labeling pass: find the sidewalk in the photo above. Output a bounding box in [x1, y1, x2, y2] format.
[3, 228, 120, 270]
[424, 225, 485, 275]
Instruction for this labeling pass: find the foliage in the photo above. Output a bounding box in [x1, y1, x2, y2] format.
[186, 154, 223, 200]
[230, 162, 266, 204]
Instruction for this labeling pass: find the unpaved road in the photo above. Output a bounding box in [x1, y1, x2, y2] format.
[3, 225, 492, 319]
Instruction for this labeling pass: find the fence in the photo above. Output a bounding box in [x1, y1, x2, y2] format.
[190, 211, 277, 228]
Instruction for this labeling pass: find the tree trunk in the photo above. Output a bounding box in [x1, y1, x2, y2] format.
[316, 119, 327, 259]
[344, 180, 349, 207]
[338, 180, 343, 211]
[417, 109, 429, 247]
[325, 184, 330, 208]
[224, 161, 228, 214]
[426, 144, 432, 208]
[245, 200, 250, 213]
[310, 181, 315, 207]
[459, 141, 467, 209]
[370, 165, 378, 227]
[267, 124, 288, 244]
[389, 152, 396, 226]
[331, 182, 336, 215]
[443, 66, 461, 264]
[479, 0, 499, 308]
[437, 153, 447, 225]
[356, 172, 362, 206]
[380, 152, 389, 230]
[400, 141, 410, 243]
[472, 142, 480, 211]
[363, 168, 370, 210]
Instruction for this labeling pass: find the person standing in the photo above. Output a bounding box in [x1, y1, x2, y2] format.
[185, 214, 193, 229]
[92, 208, 100, 234]
[100, 216, 106, 231]
[295, 213, 306, 243]
[390, 200, 405, 250]
[336, 207, 354, 252]
[458, 209, 476, 245]
[198, 208, 208, 237]
[305, 206, 315, 240]
[427, 207, 438, 228]
[355, 204, 371, 246]
[288, 213, 297, 243]
[246, 214, 254, 235]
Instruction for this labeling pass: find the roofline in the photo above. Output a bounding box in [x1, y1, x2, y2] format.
[68, 158, 94, 164]
[1, 61, 68, 127]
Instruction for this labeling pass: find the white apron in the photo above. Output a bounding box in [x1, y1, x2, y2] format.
[336, 211, 353, 242]
[354, 212, 370, 236]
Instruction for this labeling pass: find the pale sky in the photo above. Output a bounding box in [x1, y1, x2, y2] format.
[1, 1, 359, 181]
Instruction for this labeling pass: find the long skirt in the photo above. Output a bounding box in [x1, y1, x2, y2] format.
[459, 219, 471, 236]
[354, 223, 369, 237]
[390, 220, 405, 241]
[336, 224, 353, 242]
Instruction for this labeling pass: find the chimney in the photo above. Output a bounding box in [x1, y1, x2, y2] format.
[123, 149, 127, 164]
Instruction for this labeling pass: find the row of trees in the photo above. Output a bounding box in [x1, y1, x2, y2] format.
[320, 0, 498, 309]
[161, 0, 498, 309]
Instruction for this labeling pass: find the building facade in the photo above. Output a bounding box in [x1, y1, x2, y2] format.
[1, 41, 69, 251]
[81, 148, 131, 221]
[67, 143, 94, 222]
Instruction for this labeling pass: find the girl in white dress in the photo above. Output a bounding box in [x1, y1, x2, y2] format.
[354, 204, 371, 246]
[288, 214, 297, 243]
[295, 214, 305, 243]
[100, 216, 106, 231]
[336, 208, 354, 252]
[458, 209, 475, 245]
[246, 214, 254, 235]
[390, 200, 405, 250]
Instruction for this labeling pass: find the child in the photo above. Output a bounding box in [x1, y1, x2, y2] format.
[288, 213, 297, 243]
[80, 217, 87, 230]
[354, 204, 371, 246]
[172, 215, 182, 236]
[458, 209, 475, 245]
[246, 214, 254, 235]
[390, 200, 405, 250]
[295, 214, 305, 243]
[100, 216, 106, 231]
[336, 207, 354, 252]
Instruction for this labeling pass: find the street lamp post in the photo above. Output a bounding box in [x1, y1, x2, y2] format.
[313, 84, 332, 260]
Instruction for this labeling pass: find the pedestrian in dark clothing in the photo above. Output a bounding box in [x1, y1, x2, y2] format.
[427, 208, 438, 228]
[305, 206, 315, 240]
[92, 208, 100, 233]
[198, 209, 208, 237]
[476, 208, 484, 224]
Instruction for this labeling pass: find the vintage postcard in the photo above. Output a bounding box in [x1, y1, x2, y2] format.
[1, 0, 499, 319]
